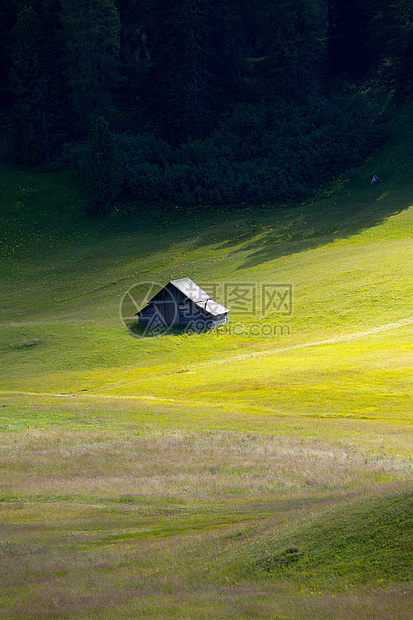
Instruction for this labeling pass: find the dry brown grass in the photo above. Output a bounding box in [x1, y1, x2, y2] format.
[0, 430, 408, 501]
[0, 395, 411, 618]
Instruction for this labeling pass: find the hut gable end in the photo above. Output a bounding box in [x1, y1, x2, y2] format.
[137, 277, 229, 330]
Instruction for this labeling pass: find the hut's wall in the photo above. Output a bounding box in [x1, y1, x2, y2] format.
[139, 284, 184, 326]
[179, 306, 227, 329]
[138, 284, 228, 331]
[212, 313, 227, 327]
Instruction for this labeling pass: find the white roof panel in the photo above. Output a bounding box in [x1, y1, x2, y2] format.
[169, 278, 229, 316]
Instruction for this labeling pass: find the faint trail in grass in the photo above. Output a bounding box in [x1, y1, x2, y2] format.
[56, 317, 413, 397]
[56, 369, 190, 397]
[256, 316, 413, 355]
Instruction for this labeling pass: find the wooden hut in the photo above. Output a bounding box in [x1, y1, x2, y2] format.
[136, 277, 229, 332]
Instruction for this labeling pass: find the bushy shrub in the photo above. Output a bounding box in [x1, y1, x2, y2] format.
[127, 162, 163, 201]
[114, 133, 173, 167]
[67, 89, 387, 213]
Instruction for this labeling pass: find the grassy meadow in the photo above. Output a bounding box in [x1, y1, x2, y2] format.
[0, 110, 412, 617]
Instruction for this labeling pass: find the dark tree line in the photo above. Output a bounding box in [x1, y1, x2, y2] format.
[1, 0, 412, 210]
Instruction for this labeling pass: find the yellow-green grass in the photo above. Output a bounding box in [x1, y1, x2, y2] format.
[2, 147, 413, 397]
[0, 107, 413, 617]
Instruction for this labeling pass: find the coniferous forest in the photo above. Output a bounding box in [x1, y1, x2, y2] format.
[1, 0, 412, 214]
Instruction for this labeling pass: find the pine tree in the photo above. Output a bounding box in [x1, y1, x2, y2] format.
[0, 0, 20, 98]
[385, 0, 413, 99]
[237, 0, 321, 103]
[327, 0, 371, 78]
[274, 0, 321, 98]
[148, 0, 213, 143]
[85, 117, 124, 215]
[208, 0, 246, 104]
[115, 0, 155, 130]
[60, 0, 121, 138]
[9, 4, 49, 164]
[38, 0, 71, 152]
[117, 0, 151, 78]
[8, 1, 71, 162]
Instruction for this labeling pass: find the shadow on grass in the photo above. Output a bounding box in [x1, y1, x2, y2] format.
[2, 148, 411, 275]
[126, 321, 215, 338]
[86, 175, 410, 280]
[187, 175, 410, 270]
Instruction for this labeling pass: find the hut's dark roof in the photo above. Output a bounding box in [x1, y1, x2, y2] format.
[170, 278, 229, 316]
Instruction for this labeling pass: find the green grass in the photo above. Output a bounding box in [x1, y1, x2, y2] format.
[244, 489, 413, 586]
[0, 106, 412, 617]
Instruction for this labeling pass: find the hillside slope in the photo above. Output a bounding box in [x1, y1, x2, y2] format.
[0, 107, 412, 619]
[1, 107, 413, 408]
